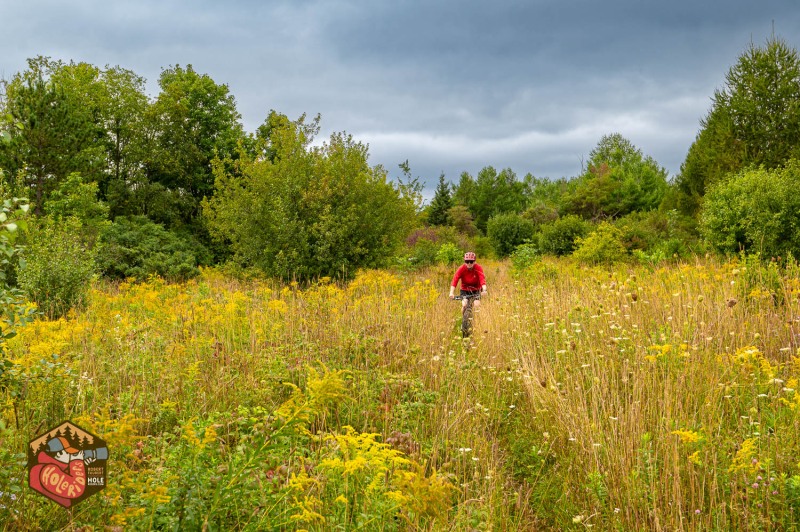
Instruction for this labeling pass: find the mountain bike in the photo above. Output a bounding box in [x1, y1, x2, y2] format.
[453, 293, 481, 338]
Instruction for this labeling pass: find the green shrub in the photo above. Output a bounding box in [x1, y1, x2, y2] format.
[510, 242, 541, 271]
[399, 226, 483, 268]
[96, 216, 209, 281]
[436, 242, 462, 265]
[701, 161, 800, 258]
[521, 202, 559, 227]
[487, 213, 535, 257]
[407, 238, 439, 268]
[573, 222, 627, 265]
[447, 205, 479, 237]
[18, 217, 97, 318]
[613, 211, 666, 251]
[633, 238, 688, 266]
[0, 198, 36, 395]
[538, 215, 591, 256]
[471, 236, 495, 260]
[44, 172, 110, 247]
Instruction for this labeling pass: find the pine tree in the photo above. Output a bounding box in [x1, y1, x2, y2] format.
[428, 173, 453, 226]
[676, 37, 800, 214]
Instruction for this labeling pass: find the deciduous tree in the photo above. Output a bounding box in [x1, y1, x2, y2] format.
[204, 114, 416, 280]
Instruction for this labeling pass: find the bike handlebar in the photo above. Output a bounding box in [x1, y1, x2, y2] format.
[453, 294, 481, 301]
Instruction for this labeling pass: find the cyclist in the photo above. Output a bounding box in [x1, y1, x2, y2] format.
[449, 252, 487, 313]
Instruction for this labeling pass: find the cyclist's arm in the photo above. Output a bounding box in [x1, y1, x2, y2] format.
[476, 265, 487, 294]
[450, 265, 465, 298]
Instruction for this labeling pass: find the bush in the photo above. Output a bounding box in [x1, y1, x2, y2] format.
[573, 222, 627, 265]
[472, 236, 495, 260]
[398, 226, 483, 269]
[613, 211, 666, 252]
[96, 216, 209, 281]
[614, 210, 698, 256]
[510, 242, 541, 271]
[700, 161, 800, 258]
[406, 238, 439, 268]
[538, 215, 592, 256]
[18, 217, 97, 318]
[487, 213, 535, 257]
[521, 202, 559, 227]
[44, 172, 110, 247]
[448, 205, 479, 237]
[436, 242, 462, 265]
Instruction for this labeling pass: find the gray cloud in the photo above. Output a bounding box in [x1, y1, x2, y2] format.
[2, 0, 798, 195]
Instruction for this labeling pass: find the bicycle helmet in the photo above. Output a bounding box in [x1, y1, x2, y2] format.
[464, 252, 476, 261]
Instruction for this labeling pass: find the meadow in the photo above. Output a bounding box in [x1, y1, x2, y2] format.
[3, 256, 800, 530]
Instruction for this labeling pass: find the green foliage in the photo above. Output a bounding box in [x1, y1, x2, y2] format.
[510, 242, 541, 271]
[18, 217, 97, 318]
[44, 172, 108, 223]
[0, 198, 36, 393]
[0, 57, 103, 213]
[147, 64, 244, 204]
[564, 133, 668, 219]
[471, 236, 495, 261]
[447, 204, 478, 237]
[487, 212, 535, 257]
[96, 215, 208, 281]
[538, 215, 592, 256]
[700, 161, 800, 257]
[677, 37, 800, 214]
[573, 222, 628, 265]
[436, 242, 462, 265]
[395, 159, 425, 213]
[452, 171, 475, 208]
[408, 239, 440, 268]
[428, 173, 453, 226]
[523, 175, 569, 211]
[400, 226, 470, 269]
[613, 210, 668, 252]
[786, 474, 800, 516]
[455, 167, 527, 233]
[522, 202, 559, 227]
[43, 172, 110, 247]
[205, 114, 416, 280]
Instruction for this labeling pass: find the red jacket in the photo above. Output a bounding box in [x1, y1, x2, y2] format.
[29, 452, 87, 507]
[451, 264, 486, 292]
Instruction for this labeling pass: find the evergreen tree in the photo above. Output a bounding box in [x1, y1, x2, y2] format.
[0, 59, 101, 213]
[677, 37, 800, 214]
[563, 133, 668, 219]
[453, 171, 475, 207]
[427, 173, 453, 226]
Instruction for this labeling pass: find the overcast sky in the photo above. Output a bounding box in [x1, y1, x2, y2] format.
[1, 0, 798, 196]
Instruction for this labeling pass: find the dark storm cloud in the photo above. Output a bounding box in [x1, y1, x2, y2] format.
[314, 0, 800, 182]
[2, 0, 799, 192]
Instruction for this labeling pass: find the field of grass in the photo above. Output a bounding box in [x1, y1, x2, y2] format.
[3, 256, 800, 530]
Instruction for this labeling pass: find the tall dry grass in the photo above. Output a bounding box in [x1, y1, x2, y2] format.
[4, 256, 800, 529]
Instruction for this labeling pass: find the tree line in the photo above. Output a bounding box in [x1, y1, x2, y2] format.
[2, 37, 800, 317]
[418, 37, 800, 265]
